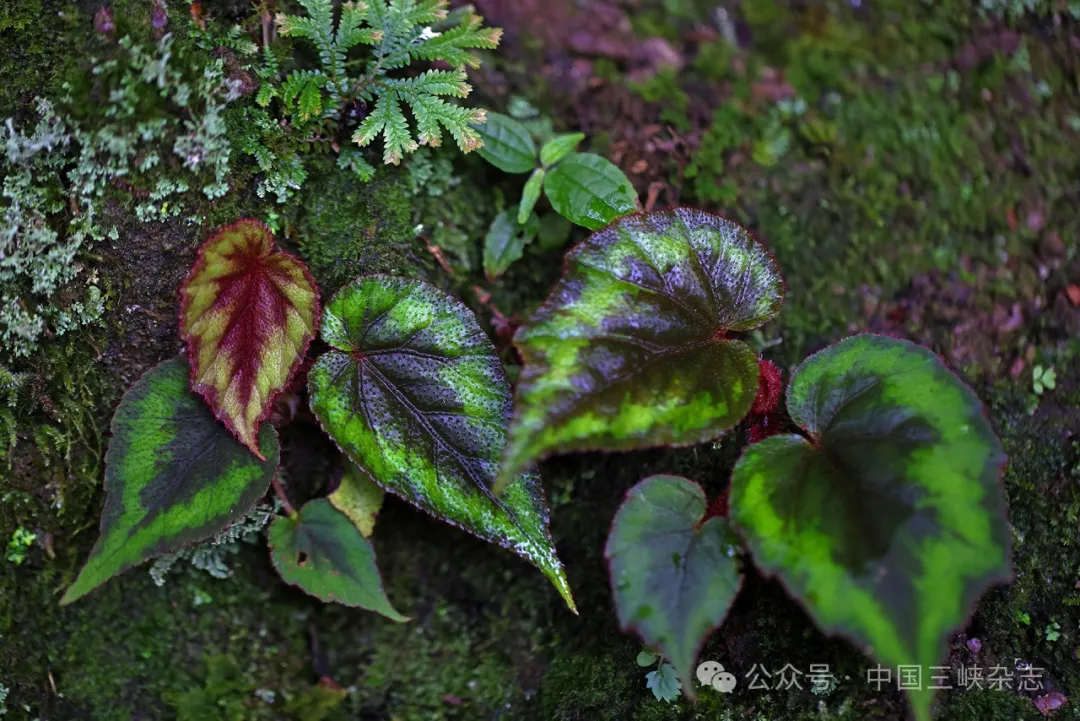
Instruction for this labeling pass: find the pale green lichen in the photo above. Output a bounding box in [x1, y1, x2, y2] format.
[1, 32, 241, 359]
[149, 500, 280, 586]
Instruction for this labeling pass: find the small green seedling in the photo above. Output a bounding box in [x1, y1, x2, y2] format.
[637, 648, 682, 703]
[1032, 365, 1056, 395]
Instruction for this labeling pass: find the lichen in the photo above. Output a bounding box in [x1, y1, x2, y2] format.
[0, 30, 242, 359]
[149, 500, 281, 587]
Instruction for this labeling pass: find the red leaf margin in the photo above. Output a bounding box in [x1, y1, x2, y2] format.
[178, 218, 321, 459]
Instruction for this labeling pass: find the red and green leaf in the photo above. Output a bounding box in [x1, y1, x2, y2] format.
[179, 219, 320, 459]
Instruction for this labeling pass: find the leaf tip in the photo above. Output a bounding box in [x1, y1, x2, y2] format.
[59, 569, 95, 607]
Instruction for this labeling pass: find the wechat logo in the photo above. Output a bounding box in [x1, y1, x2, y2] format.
[697, 660, 737, 693]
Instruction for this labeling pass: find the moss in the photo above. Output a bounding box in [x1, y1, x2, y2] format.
[293, 159, 430, 296]
[936, 690, 1043, 721]
[2, 2, 1079, 721]
[673, 0, 1079, 366]
[629, 69, 691, 131]
[961, 386, 1080, 695]
[0, 0, 81, 116]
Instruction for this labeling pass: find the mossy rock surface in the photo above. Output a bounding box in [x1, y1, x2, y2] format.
[294, 161, 435, 296]
[2, 0, 1080, 720]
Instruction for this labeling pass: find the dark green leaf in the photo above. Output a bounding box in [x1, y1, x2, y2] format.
[729, 334, 1010, 721]
[307, 275, 575, 611]
[61, 357, 279, 605]
[646, 663, 682, 703]
[607, 475, 742, 695]
[495, 208, 783, 494]
[472, 111, 537, 173]
[518, 168, 546, 224]
[540, 132, 586, 167]
[269, 499, 406, 620]
[483, 210, 539, 281]
[543, 152, 637, 229]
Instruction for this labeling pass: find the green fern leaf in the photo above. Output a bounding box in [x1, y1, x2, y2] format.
[353, 91, 417, 164]
[337, 147, 376, 181]
[388, 69, 471, 98]
[396, 0, 449, 26]
[337, 2, 382, 53]
[401, 93, 483, 150]
[276, 0, 336, 75]
[255, 83, 278, 107]
[281, 70, 327, 112]
[410, 13, 501, 69]
[298, 81, 324, 120]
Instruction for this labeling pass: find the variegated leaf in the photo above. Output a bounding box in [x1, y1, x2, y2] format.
[179, 219, 320, 459]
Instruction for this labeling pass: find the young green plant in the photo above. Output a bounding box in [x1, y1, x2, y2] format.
[473, 111, 638, 280]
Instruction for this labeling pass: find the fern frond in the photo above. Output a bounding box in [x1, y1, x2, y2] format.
[281, 70, 326, 105]
[353, 91, 417, 164]
[386, 69, 471, 98]
[393, 0, 449, 26]
[298, 81, 324, 120]
[337, 147, 376, 180]
[276, 0, 337, 75]
[338, 2, 382, 53]
[255, 83, 279, 107]
[274, 0, 498, 167]
[275, 14, 327, 47]
[364, 0, 391, 26]
[259, 44, 281, 80]
[402, 93, 484, 150]
[410, 13, 501, 69]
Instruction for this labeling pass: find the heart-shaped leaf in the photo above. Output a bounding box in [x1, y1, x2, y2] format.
[495, 208, 784, 494]
[180, 218, 320, 459]
[729, 334, 1010, 721]
[329, 462, 386, 538]
[307, 274, 576, 611]
[606, 475, 743, 696]
[542, 152, 637, 230]
[61, 356, 280, 605]
[269, 498, 406, 620]
[473, 111, 537, 174]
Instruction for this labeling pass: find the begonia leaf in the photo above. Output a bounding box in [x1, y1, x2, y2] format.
[60, 356, 280, 605]
[495, 208, 784, 494]
[180, 218, 320, 459]
[606, 475, 742, 696]
[729, 333, 1011, 721]
[269, 498, 406, 620]
[307, 274, 576, 611]
[329, 462, 386, 538]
